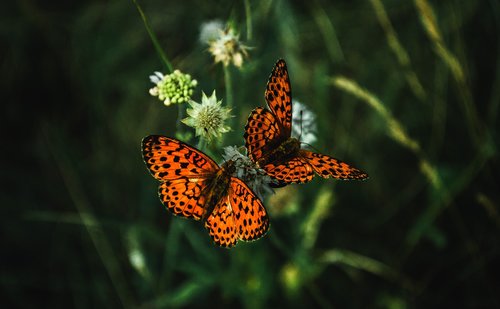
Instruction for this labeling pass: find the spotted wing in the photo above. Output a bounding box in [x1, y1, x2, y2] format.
[300, 150, 369, 180]
[263, 157, 314, 184]
[244, 107, 285, 162]
[204, 178, 269, 247]
[142, 135, 219, 181]
[265, 59, 292, 136]
[205, 196, 238, 248]
[142, 135, 220, 220]
[230, 178, 270, 241]
[158, 177, 208, 220]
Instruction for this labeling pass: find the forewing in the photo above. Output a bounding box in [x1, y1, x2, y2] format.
[204, 196, 238, 248]
[244, 107, 284, 162]
[142, 135, 219, 181]
[265, 59, 292, 136]
[263, 156, 314, 184]
[301, 150, 369, 180]
[158, 177, 207, 220]
[230, 178, 270, 241]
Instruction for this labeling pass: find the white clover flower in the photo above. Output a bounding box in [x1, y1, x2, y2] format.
[203, 25, 250, 68]
[222, 146, 274, 200]
[199, 20, 225, 44]
[182, 91, 232, 141]
[149, 70, 198, 106]
[291, 100, 317, 146]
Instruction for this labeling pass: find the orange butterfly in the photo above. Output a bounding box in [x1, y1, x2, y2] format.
[142, 135, 269, 248]
[244, 59, 368, 184]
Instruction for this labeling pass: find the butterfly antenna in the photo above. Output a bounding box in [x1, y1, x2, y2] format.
[300, 141, 322, 153]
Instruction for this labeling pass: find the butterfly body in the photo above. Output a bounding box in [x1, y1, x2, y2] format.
[142, 135, 269, 247]
[244, 59, 369, 184]
[257, 137, 301, 167]
[200, 161, 235, 221]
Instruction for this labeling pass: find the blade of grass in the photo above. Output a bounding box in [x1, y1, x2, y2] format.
[486, 0, 500, 128]
[370, 0, 427, 101]
[477, 193, 500, 228]
[407, 142, 495, 248]
[330, 77, 446, 248]
[332, 76, 422, 154]
[301, 184, 336, 250]
[310, 0, 345, 63]
[319, 248, 414, 291]
[414, 0, 483, 145]
[42, 124, 134, 308]
[132, 0, 173, 73]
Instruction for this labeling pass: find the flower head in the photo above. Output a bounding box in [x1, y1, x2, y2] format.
[182, 91, 232, 141]
[222, 146, 274, 200]
[149, 70, 197, 106]
[199, 20, 225, 44]
[202, 22, 250, 68]
[291, 100, 317, 146]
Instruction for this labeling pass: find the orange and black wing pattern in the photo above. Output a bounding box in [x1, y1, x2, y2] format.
[265, 59, 292, 136]
[262, 157, 314, 184]
[299, 150, 368, 180]
[142, 135, 269, 248]
[244, 107, 283, 163]
[142, 135, 218, 220]
[205, 178, 269, 247]
[244, 59, 368, 184]
[244, 59, 292, 163]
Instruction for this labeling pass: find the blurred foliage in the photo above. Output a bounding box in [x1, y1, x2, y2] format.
[2, 0, 500, 308]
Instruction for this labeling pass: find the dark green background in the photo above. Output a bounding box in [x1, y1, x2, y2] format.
[2, 0, 499, 308]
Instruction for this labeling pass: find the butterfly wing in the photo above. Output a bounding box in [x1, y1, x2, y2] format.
[244, 59, 293, 163]
[265, 59, 292, 136]
[263, 157, 314, 184]
[142, 135, 219, 181]
[246, 59, 369, 185]
[244, 107, 285, 162]
[204, 196, 238, 248]
[142, 135, 220, 220]
[204, 178, 269, 247]
[159, 177, 207, 220]
[300, 150, 369, 180]
[143, 136, 270, 247]
[230, 178, 270, 241]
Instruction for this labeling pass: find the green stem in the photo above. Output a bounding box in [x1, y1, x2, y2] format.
[244, 0, 253, 40]
[176, 103, 185, 132]
[132, 0, 173, 73]
[223, 65, 233, 110]
[197, 138, 206, 152]
[222, 65, 234, 145]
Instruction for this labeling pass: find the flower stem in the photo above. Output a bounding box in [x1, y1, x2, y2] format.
[176, 103, 184, 132]
[223, 65, 233, 111]
[132, 0, 173, 73]
[223, 65, 234, 145]
[197, 137, 206, 152]
[244, 0, 253, 40]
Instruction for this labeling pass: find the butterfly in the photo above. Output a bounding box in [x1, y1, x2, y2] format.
[244, 59, 369, 184]
[142, 135, 269, 248]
